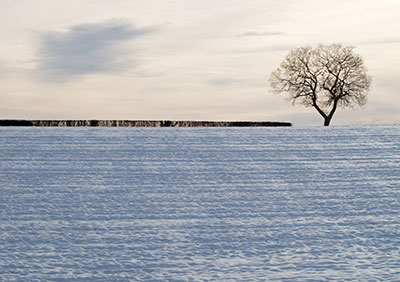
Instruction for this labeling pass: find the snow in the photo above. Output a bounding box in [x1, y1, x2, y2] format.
[0, 126, 399, 281]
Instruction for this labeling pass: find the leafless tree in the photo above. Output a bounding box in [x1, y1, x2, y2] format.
[270, 44, 372, 126]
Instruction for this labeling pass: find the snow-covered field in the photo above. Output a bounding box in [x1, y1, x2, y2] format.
[0, 126, 399, 281]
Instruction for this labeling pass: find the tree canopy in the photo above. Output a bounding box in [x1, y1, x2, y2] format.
[270, 44, 372, 126]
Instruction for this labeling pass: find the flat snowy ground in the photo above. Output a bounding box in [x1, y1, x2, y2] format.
[0, 126, 399, 281]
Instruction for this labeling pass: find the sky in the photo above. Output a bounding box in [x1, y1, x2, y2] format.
[1, 0, 399, 126]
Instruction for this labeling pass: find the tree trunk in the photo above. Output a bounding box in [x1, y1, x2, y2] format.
[324, 116, 332, 126]
[313, 97, 338, 126]
[312, 101, 331, 126]
[324, 99, 338, 126]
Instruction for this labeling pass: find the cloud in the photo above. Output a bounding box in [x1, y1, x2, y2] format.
[361, 38, 400, 46]
[230, 44, 294, 54]
[37, 19, 156, 80]
[236, 31, 283, 37]
[206, 77, 243, 86]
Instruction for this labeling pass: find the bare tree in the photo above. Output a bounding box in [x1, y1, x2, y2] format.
[270, 44, 372, 126]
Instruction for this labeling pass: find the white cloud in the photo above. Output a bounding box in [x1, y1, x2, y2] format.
[236, 31, 283, 37]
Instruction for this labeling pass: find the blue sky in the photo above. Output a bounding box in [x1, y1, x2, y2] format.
[1, 0, 399, 125]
